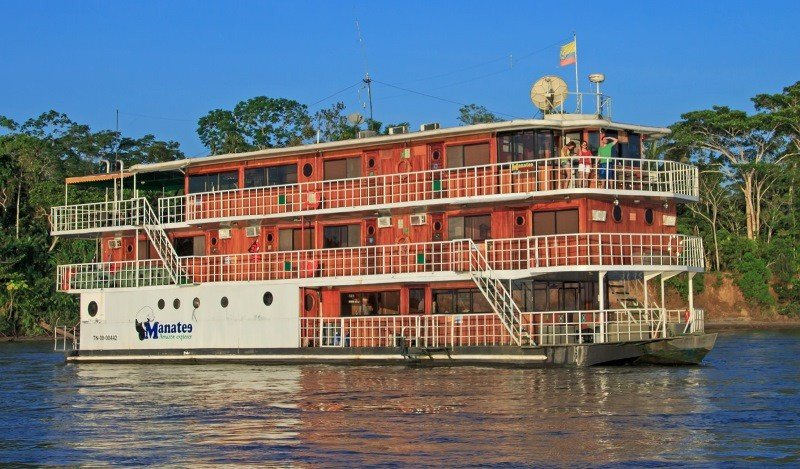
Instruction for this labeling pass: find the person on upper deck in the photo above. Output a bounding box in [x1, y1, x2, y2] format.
[597, 136, 618, 187]
[560, 140, 576, 189]
[578, 140, 593, 188]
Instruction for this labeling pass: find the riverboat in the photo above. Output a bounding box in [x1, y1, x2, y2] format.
[50, 87, 716, 366]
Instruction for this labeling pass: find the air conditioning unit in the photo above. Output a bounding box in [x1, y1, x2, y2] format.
[419, 122, 440, 132]
[219, 228, 232, 239]
[358, 130, 378, 139]
[245, 226, 260, 238]
[388, 125, 409, 135]
[377, 216, 392, 228]
[410, 214, 428, 226]
[107, 238, 122, 249]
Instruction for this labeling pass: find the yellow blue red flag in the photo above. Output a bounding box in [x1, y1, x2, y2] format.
[560, 40, 576, 66]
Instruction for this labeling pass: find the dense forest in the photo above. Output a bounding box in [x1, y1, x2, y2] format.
[1, 82, 798, 337]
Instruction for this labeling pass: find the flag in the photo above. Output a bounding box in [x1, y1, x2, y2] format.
[560, 40, 576, 66]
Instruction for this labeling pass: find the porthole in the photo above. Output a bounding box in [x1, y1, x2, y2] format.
[210, 237, 218, 246]
[304, 293, 315, 312]
[433, 221, 443, 231]
[266, 233, 274, 242]
[432, 150, 441, 161]
[612, 205, 623, 223]
[367, 225, 376, 236]
[173, 298, 181, 309]
[302, 163, 313, 177]
[126, 244, 133, 253]
[368, 158, 375, 168]
[645, 208, 654, 226]
[221, 296, 229, 308]
[158, 299, 165, 310]
[87, 301, 98, 317]
[263, 291, 274, 306]
[193, 297, 200, 309]
[515, 216, 525, 226]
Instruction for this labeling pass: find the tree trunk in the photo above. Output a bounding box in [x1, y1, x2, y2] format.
[742, 173, 755, 240]
[15, 180, 21, 239]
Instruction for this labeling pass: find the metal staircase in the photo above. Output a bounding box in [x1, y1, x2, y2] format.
[462, 239, 525, 346]
[138, 198, 188, 285]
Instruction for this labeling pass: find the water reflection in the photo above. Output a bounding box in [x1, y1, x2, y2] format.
[1, 330, 798, 465]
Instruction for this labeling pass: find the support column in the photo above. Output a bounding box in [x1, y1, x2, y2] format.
[688, 272, 696, 333]
[598, 271, 606, 343]
[660, 271, 680, 337]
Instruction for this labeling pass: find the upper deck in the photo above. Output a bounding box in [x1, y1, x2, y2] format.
[51, 118, 695, 236]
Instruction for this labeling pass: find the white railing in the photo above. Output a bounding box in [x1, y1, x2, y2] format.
[486, 233, 704, 271]
[56, 234, 704, 291]
[299, 307, 704, 349]
[51, 198, 143, 234]
[180, 240, 468, 283]
[157, 156, 698, 224]
[140, 198, 184, 284]
[57, 259, 173, 291]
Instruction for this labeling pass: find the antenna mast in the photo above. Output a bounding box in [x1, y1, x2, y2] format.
[355, 18, 375, 129]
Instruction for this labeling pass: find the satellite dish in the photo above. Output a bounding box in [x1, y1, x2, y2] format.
[530, 76, 569, 112]
[347, 112, 364, 125]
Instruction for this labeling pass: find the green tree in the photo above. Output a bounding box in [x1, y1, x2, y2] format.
[313, 102, 357, 142]
[457, 104, 500, 126]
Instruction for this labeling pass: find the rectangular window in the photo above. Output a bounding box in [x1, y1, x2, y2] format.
[497, 130, 554, 163]
[278, 228, 315, 251]
[323, 224, 360, 248]
[532, 209, 579, 236]
[432, 289, 490, 314]
[619, 132, 641, 159]
[447, 142, 490, 167]
[448, 214, 492, 242]
[341, 291, 400, 316]
[324, 157, 361, 180]
[409, 288, 425, 314]
[245, 164, 298, 188]
[187, 171, 239, 193]
[535, 130, 554, 158]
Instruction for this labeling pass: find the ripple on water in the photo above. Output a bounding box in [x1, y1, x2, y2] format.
[0, 330, 798, 465]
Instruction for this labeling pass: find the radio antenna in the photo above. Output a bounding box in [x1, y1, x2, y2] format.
[355, 18, 374, 128]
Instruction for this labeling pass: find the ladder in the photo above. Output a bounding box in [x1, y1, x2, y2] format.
[138, 198, 188, 285]
[461, 239, 525, 346]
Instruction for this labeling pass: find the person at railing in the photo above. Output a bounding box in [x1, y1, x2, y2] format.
[577, 141, 594, 188]
[597, 136, 618, 188]
[559, 140, 577, 189]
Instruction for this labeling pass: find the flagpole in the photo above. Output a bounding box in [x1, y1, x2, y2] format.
[573, 32, 580, 113]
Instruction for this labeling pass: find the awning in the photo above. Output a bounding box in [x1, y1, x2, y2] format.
[65, 172, 133, 185]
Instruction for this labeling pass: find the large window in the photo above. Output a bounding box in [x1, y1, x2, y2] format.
[324, 157, 361, 180]
[341, 291, 401, 316]
[173, 236, 205, 256]
[511, 280, 597, 312]
[244, 164, 297, 188]
[532, 209, 579, 236]
[448, 214, 492, 242]
[278, 228, 315, 251]
[188, 171, 238, 193]
[497, 130, 555, 162]
[447, 142, 490, 167]
[323, 224, 361, 248]
[432, 289, 491, 315]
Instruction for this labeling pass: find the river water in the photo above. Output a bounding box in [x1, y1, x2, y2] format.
[0, 330, 798, 466]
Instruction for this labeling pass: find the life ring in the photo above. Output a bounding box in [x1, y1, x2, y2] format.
[305, 191, 321, 209]
[397, 160, 412, 181]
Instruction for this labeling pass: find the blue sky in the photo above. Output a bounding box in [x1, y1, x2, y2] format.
[2, 0, 798, 157]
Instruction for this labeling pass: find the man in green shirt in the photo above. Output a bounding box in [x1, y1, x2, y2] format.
[598, 136, 618, 187]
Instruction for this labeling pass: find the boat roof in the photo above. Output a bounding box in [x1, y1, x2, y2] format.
[129, 117, 671, 174]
